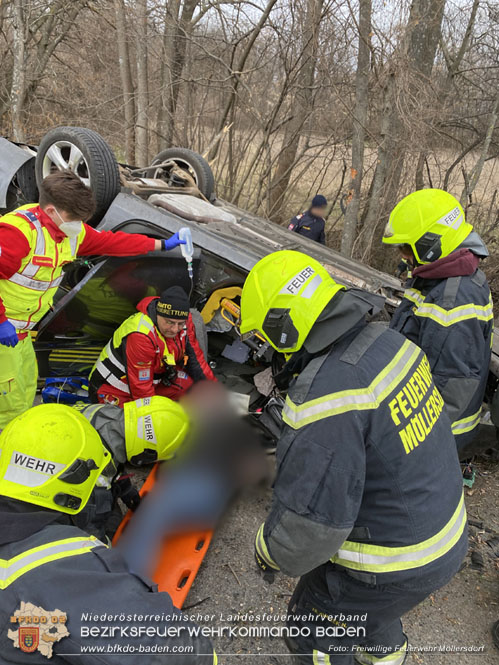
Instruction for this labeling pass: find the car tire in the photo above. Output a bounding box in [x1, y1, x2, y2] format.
[35, 127, 120, 226]
[16, 158, 39, 203]
[148, 148, 215, 201]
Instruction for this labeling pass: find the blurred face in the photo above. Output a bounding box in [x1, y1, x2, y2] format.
[310, 206, 327, 217]
[157, 316, 187, 338]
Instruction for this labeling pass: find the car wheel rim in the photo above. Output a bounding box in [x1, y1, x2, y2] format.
[42, 141, 91, 187]
[152, 158, 199, 187]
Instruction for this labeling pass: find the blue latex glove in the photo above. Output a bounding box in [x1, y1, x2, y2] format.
[0, 320, 18, 347]
[162, 232, 186, 251]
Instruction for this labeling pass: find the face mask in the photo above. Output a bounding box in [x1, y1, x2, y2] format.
[54, 208, 83, 238]
[59, 221, 83, 238]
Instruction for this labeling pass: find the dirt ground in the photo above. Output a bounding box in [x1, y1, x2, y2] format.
[180, 458, 499, 664]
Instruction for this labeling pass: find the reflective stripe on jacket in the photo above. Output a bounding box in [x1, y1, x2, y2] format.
[0, 206, 86, 331]
[390, 268, 493, 449]
[91, 311, 166, 395]
[259, 322, 467, 582]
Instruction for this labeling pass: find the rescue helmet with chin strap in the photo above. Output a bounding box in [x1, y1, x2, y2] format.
[240, 250, 344, 353]
[0, 404, 113, 514]
[123, 396, 189, 465]
[382, 188, 472, 264]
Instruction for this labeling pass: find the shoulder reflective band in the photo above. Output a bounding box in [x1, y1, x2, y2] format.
[413, 295, 493, 327]
[404, 287, 493, 328]
[136, 314, 155, 335]
[255, 523, 279, 570]
[16, 216, 45, 278]
[331, 493, 466, 573]
[283, 340, 420, 429]
[403, 288, 424, 306]
[355, 641, 407, 665]
[0, 536, 104, 589]
[313, 651, 331, 665]
[70, 235, 79, 255]
[77, 402, 105, 420]
[452, 408, 481, 436]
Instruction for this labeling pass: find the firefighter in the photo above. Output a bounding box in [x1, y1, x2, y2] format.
[239, 250, 467, 665]
[71, 396, 190, 539]
[382, 189, 493, 453]
[0, 170, 186, 429]
[77, 395, 189, 467]
[89, 286, 216, 406]
[288, 194, 327, 245]
[0, 404, 216, 663]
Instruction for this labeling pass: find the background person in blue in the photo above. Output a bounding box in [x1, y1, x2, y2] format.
[288, 194, 327, 244]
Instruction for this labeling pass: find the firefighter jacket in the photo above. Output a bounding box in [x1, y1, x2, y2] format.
[0, 498, 215, 664]
[90, 296, 215, 400]
[288, 210, 326, 244]
[0, 204, 156, 335]
[255, 291, 468, 584]
[390, 235, 493, 450]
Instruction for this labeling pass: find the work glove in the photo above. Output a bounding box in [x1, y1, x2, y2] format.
[112, 475, 141, 511]
[161, 232, 186, 251]
[395, 258, 411, 279]
[255, 523, 280, 584]
[0, 320, 19, 347]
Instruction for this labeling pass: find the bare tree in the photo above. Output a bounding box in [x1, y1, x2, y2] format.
[461, 91, 499, 206]
[135, 0, 149, 165]
[10, 0, 25, 141]
[208, 0, 279, 161]
[361, 0, 446, 264]
[114, 0, 135, 163]
[158, 0, 201, 148]
[3, 0, 90, 140]
[267, 0, 325, 222]
[341, 0, 371, 257]
[0, 0, 497, 283]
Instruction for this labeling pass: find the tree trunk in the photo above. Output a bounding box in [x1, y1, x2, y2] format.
[208, 0, 279, 161]
[114, 0, 135, 163]
[341, 0, 371, 257]
[158, 0, 181, 149]
[460, 91, 499, 207]
[10, 0, 26, 141]
[135, 0, 149, 165]
[362, 0, 446, 264]
[158, 0, 200, 149]
[267, 0, 325, 223]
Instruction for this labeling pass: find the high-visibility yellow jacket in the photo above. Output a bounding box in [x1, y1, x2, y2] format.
[0, 206, 85, 332]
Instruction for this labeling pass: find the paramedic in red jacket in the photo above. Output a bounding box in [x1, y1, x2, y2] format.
[0, 170, 185, 428]
[89, 286, 216, 405]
